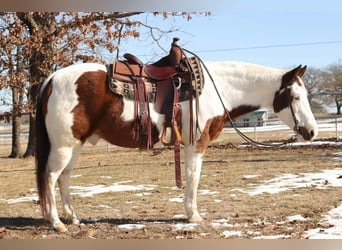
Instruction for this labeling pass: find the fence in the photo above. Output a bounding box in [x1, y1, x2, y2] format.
[225, 116, 341, 142]
[0, 116, 341, 157]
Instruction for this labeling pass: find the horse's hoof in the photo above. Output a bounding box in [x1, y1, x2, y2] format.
[189, 214, 203, 223]
[64, 214, 80, 225]
[72, 218, 80, 225]
[55, 223, 68, 233]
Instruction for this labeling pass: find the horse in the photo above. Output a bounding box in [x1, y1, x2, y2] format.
[35, 59, 318, 232]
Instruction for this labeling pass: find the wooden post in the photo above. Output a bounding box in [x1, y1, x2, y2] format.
[336, 117, 339, 142]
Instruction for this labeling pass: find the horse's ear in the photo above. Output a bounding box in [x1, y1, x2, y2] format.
[282, 65, 301, 87]
[289, 64, 307, 78]
[297, 65, 307, 77]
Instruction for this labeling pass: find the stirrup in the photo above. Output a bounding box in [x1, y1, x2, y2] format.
[161, 122, 181, 146]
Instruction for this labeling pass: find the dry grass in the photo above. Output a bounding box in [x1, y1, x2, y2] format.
[0, 141, 341, 238]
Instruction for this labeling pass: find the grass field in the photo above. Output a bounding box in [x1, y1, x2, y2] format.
[0, 128, 341, 238]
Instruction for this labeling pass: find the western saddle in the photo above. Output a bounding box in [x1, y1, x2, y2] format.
[107, 38, 204, 187]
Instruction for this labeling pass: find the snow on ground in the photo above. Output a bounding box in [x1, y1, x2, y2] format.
[1, 148, 342, 238]
[117, 224, 145, 230]
[233, 168, 342, 196]
[304, 205, 342, 239]
[70, 181, 156, 197]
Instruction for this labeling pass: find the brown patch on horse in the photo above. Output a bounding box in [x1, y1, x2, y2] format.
[71, 70, 160, 148]
[273, 65, 307, 113]
[196, 105, 259, 153]
[71, 70, 109, 142]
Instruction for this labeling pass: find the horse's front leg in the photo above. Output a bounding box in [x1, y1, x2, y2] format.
[184, 144, 204, 223]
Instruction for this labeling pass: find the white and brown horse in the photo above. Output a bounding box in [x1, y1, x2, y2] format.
[35, 61, 318, 232]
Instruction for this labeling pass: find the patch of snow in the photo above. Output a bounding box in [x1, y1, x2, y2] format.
[117, 224, 145, 230]
[243, 175, 261, 179]
[171, 223, 198, 232]
[173, 214, 187, 220]
[211, 219, 234, 229]
[71, 174, 82, 178]
[70, 183, 156, 197]
[287, 214, 308, 222]
[222, 230, 243, 238]
[135, 192, 152, 197]
[199, 189, 219, 196]
[98, 204, 112, 209]
[100, 176, 112, 179]
[253, 235, 291, 239]
[169, 197, 184, 203]
[230, 194, 237, 199]
[304, 204, 342, 239]
[5, 195, 38, 204]
[238, 169, 342, 196]
[332, 152, 342, 161]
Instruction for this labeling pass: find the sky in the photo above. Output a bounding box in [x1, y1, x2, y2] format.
[116, 1, 342, 70]
[1, 0, 342, 112]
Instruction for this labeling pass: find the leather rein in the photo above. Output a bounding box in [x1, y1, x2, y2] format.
[183, 48, 298, 148]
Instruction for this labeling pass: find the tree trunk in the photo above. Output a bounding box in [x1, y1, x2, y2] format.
[23, 112, 36, 157]
[9, 87, 22, 158]
[9, 45, 24, 158]
[20, 13, 56, 158]
[23, 84, 39, 157]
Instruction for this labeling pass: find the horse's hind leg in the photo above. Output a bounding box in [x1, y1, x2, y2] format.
[58, 144, 82, 226]
[45, 146, 75, 233]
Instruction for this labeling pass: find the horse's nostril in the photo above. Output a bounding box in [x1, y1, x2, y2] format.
[310, 130, 315, 137]
[298, 127, 316, 141]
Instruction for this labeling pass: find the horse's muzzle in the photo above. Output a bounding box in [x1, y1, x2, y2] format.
[298, 126, 317, 141]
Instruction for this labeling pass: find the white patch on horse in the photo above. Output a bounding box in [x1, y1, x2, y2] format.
[202, 61, 284, 113]
[120, 98, 167, 135]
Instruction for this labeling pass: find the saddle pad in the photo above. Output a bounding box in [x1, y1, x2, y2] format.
[108, 77, 157, 102]
[107, 56, 204, 103]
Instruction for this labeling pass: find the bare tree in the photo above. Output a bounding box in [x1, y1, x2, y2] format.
[321, 61, 342, 115]
[0, 13, 27, 157]
[301, 66, 326, 113]
[0, 12, 206, 158]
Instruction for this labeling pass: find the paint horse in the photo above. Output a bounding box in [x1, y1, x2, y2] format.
[35, 46, 318, 232]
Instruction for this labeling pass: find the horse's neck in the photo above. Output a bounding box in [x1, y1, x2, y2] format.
[203, 61, 285, 112]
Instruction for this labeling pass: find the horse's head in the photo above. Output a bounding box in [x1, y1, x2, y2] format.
[273, 65, 318, 142]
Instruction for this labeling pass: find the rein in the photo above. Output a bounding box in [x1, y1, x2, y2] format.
[183, 48, 298, 148]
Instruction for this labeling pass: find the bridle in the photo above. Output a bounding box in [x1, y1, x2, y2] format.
[183, 48, 299, 148]
[286, 85, 300, 135]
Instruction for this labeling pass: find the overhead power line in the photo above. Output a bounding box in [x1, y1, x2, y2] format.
[192, 40, 342, 54]
[133, 40, 342, 59]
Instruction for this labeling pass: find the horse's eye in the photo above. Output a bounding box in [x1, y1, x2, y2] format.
[294, 96, 300, 101]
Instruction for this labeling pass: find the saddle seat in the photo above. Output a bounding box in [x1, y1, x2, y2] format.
[120, 37, 186, 81]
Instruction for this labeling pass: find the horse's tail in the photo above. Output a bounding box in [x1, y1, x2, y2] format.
[35, 79, 52, 218]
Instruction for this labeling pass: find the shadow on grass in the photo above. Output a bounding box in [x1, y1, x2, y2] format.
[91, 217, 188, 225]
[0, 216, 188, 229]
[0, 217, 45, 229]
